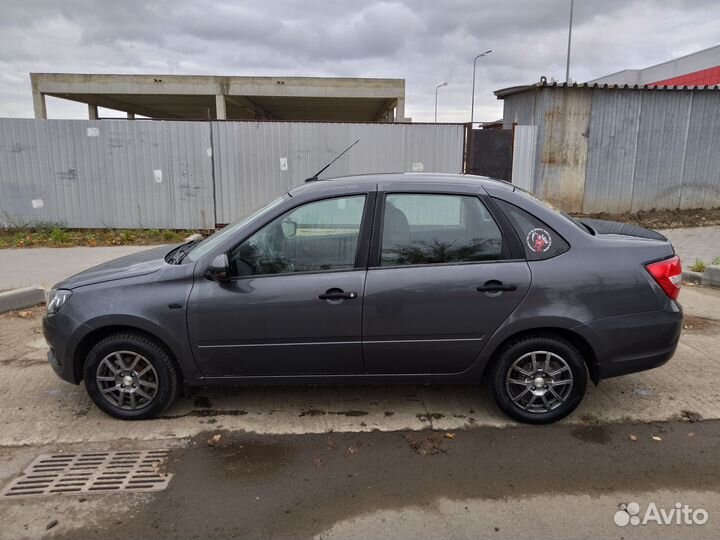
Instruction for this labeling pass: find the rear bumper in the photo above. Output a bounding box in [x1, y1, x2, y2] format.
[577, 301, 683, 381]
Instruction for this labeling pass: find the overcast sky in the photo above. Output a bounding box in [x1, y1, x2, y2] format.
[0, 0, 718, 122]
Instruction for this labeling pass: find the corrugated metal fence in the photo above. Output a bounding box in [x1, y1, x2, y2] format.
[505, 87, 720, 213]
[0, 119, 464, 229]
[0, 119, 215, 228]
[212, 122, 464, 223]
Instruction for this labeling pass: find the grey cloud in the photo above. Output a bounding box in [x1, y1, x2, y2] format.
[0, 0, 718, 121]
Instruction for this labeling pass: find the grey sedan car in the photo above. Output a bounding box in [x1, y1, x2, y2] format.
[43, 173, 683, 423]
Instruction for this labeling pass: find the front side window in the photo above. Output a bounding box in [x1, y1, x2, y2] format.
[229, 195, 366, 276]
[186, 194, 288, 262]
[380, 194, 503, 266]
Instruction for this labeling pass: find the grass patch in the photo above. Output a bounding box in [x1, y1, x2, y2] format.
[0, 226, 199, 249]
[689, 259, 706, 273]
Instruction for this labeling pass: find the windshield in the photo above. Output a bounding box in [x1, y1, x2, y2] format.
[186, 194, 288, 262]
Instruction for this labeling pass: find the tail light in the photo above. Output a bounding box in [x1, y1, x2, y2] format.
[645, 256, 682, 300]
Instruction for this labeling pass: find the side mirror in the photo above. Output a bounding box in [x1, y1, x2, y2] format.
[204, 253, 230, 282]
[281, 219, 297, 238]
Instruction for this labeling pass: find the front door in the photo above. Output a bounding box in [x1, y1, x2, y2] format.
[362, 192, 531, 374]
[188, 194, 370, 377]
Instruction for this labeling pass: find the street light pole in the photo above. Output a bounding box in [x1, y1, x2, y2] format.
[434, 82, 448, 122]
[470, 49, 492, 125]
[565, 0, 574, 83]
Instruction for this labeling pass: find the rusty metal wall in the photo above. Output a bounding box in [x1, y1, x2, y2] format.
[583, 90, 642, 214]
[212, 122, 465, 223]
[0, 119, 215, 228]
[510, 125, 537, 192]
[502, 87, 720, 213]
[678, 92, 720, 210]
[534, 88, 591, 213]
[630, 91, 694, 212]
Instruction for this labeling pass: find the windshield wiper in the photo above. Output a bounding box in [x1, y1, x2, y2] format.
[167, 240, 197, 264]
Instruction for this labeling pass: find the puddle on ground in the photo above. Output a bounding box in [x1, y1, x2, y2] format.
[570, 425, 611, 444]
[298, 409, 368, 417]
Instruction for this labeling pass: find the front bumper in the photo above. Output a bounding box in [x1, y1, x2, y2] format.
[578, 301, 683, 381]
[42, 310, 87, 384]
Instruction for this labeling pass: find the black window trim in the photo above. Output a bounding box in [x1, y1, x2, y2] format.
[367, 190, 525, 270]
[224, 191, 377, 281]
[490, 196, 572, 261]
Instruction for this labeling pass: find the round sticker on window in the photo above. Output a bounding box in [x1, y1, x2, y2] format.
[526, 228, 552, 253]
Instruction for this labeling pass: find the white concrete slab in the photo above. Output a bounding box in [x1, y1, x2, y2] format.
[0, 245, 164, 290]
[0, 286, 718, 446]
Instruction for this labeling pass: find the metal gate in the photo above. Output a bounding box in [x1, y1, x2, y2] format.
[464, 128, 513, 180]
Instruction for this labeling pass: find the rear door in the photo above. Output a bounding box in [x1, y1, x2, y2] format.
[362, 189, 531, 374]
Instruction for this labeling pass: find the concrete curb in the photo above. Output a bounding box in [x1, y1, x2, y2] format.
[0, 286, 46, 314]
[703, 265, 720, 288]
[683, 270, 704, 285]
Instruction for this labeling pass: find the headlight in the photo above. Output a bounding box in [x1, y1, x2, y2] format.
[47, 289, 72, 314]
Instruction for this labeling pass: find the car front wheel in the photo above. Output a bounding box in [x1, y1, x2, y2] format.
[84, 332, 179, 420]
[489, 334, 587, 424]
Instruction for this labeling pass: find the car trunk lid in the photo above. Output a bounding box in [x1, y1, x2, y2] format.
[579, 218, 667, 242]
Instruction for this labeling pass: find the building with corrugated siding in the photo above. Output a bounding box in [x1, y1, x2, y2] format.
[589, 44, 720, 88]
[494, 81, 720, 214]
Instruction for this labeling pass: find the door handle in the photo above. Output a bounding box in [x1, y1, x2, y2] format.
[318, 289, 358, 301]
[477, 281, 517, 293]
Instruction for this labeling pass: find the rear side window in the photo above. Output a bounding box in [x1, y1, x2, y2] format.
[493, 198, 569, 260]
[380, 194, 504, 266]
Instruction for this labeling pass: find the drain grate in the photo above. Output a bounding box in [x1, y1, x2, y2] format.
[0, 450, 173, 499]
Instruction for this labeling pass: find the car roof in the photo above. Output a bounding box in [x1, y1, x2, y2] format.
[289, 173, 514, 196]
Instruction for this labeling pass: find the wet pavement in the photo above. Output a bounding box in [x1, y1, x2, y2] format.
[1, 420, 718, 539]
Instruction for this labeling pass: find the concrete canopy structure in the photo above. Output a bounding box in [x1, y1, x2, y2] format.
[30, 73, 408, 122]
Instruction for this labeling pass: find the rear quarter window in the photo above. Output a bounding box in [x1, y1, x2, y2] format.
[493, 198, 569, 260]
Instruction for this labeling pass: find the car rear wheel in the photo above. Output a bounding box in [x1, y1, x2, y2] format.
[489, 334, 587, 424]
[84, 332, 179, 420]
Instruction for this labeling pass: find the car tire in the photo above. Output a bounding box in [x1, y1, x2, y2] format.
[488, 334, 587, 424]
[83, 332, 179, 420]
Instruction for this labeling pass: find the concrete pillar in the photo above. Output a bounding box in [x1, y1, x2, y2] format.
[32, 91, 47, 119]
[88, 104, 98, 120]
[127, 112, 135, 120]
[215, 94, 227, 120]
[395, 97, 406, 122]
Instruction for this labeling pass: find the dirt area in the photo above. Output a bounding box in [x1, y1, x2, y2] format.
[682, 315, 720, 334]
[0, 306, 45, 369]
[573, 207, 720, 229]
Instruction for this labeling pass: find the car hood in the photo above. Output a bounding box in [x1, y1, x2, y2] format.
[55, 245, 175, 290]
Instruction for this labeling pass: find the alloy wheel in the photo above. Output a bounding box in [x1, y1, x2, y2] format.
[95, 351, 159, 411]
[505, 350, 574, 413]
